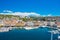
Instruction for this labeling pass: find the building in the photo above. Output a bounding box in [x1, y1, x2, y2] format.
[56, 22, 60, 28]
[33, 21, 41, 26]
[3, 18, 18, 27]
[16, 20, 26, 27]
[26, 21, 34, 27]
[0, 19, 4, 27]
[45, 16, 60, 21]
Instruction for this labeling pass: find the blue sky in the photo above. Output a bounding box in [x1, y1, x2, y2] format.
[0, 0, 60, 16]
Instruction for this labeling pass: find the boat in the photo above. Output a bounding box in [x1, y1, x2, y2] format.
[0, 27, 9, 32]
[58, 36, 60, 39]
[24, 27, 39, 30]
[41, 25, 48, 28]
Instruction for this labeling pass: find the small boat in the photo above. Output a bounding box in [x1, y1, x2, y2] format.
[24, 27, 39, 30]
[8, 27, 13, 30]
[48, 30, 59, 34]
[58, 36, 60, 39]
[58, 29, 60, 31]
[41, 25, 48, 28]
[0, 27, 9, 32]
[24, 27, 34, 30]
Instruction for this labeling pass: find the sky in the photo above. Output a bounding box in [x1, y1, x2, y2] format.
[0, 0, 60, 16]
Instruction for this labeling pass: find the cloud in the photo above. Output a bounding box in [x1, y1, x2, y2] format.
[3, 10, 13, 13]
[0, 10, 40, 17]
[0, 10, 52, 17]
[47, 14, 52, 16]
[42, 14, 52, 17]
[12, 12, 40, 17]
[42, 15, 46, 17]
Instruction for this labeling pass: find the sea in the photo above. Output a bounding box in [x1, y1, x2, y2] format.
[0, 27, 58, 40]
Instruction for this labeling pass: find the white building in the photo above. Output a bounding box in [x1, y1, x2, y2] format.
[26, 21, 34, 26]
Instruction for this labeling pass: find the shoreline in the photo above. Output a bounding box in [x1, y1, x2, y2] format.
[0, 26, 60, 32]
[0, 26, 40, 32]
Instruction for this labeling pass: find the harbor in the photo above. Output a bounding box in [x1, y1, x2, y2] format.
[0, 27, 59, 40]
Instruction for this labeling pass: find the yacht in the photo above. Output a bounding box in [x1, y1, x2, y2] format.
[0, 27, 9, 32]
[58, 36, 60, 40]
[24, 27, 39, 30]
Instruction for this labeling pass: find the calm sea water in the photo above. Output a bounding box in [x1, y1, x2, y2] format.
[0, 27, 58, 40]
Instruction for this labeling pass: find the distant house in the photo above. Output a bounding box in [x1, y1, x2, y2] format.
[45, 16, 60, 21]
[56, 22, 60, 28]
[10, 19, 18, 26]
[46, 17, 55, 21]
[26, 21, 34, 27]
[16, 20, 26, 27]
[33, 21, 41, 26]
[0, 19, 4, 27]
[55, 17, 60, 22]
[3, 18, 18, 27]
[3, 20, 11, 27]
[50, 22, 55, 26]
